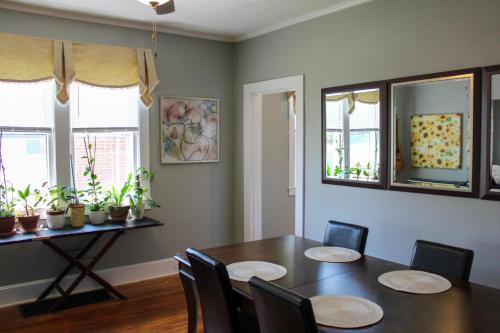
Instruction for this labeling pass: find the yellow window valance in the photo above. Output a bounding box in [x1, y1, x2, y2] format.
[0, 32, 159, 107]
[326, 91, 379, 114]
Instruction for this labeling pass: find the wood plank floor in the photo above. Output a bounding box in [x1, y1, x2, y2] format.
[0, 275, 202, 333]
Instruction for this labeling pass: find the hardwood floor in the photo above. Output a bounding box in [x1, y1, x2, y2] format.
[0, 275, 202, 333]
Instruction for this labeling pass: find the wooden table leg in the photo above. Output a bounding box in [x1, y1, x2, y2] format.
[179, 269, 198, 333]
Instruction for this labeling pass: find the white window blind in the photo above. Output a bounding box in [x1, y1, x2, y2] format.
[326, 100, 343, 130]
[350, 101, 379, 130]
[70, 83, 139, 131]
[0, 80, 54, 131]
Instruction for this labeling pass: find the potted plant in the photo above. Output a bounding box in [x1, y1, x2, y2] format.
[62, 186, 85, 227]
[106, 174, 132, 222]
[16, 185, 43, 232]
[129, 167, 159, 220]
[44, 186, 66, 229]
[0, 136, 16, 236]
[82, 136, 107, 225]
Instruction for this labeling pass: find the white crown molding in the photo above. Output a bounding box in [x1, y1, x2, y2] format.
[233, 0, 373, 42]
[0, 1, 234, 42]
[0, 257, 178, 309]
[0, 0, 372, 43]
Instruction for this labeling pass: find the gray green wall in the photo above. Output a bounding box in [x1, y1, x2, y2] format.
[233, 0, 500, 288]
[262, 93, 295, 239]
[0, 9, 234, 286]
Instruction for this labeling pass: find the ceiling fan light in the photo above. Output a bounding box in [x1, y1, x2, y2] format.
[137, 0, 170, 7]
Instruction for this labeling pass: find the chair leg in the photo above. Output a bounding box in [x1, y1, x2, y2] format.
[179, 271, 198, 333]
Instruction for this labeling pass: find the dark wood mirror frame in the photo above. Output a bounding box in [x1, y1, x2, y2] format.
[321, 80, 388, 190]
[387, 68, 482, 198]
[481, 65, 500, 200]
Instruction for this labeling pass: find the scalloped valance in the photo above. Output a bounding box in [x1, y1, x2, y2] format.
[0, 32, 159, 107]
[326, 91, 379, 114]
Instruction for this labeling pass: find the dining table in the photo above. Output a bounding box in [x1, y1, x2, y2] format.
[175, 235, 500, 333]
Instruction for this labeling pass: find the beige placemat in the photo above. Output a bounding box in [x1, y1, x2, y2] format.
[378, 270, 452, 294]
[304, 246, 362, 263]
[226, 261, 287, 282]
[311, 295, 383, 328]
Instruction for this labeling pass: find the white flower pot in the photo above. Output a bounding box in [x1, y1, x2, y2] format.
[89, 210, 107, 225]
[46, 211, 66, 229]
[131, 204, 145, 220]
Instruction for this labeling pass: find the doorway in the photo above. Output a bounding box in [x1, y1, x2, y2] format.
[243, 75, 304, 242]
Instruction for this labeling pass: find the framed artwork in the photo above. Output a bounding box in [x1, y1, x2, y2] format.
[410, 113, 462, 169]
[160, 96, 219, 164]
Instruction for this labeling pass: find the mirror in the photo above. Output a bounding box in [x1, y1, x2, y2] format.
[389, 69, 480, 197]
[321, 81, 387, 189]
[481, 65, 500, 199]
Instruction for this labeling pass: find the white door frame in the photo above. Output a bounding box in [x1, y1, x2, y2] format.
[243, 75, 304, 242]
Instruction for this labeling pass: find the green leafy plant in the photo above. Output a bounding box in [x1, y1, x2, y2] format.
[61, 186, 85, 206]
[106, 174, 132, 207]
[82, 136, 105, 211]
[129, 167, 159, 210]
[0, 132, 15, 218]
[16, 184, 43, 217]
[44, 186, 65, 212]
[362, 162, 371, 178]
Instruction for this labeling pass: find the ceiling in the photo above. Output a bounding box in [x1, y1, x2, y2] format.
[0, 0, 370, 42]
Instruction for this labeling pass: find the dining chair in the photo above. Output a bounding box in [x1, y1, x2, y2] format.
[249, 277, 318, 333]
[323, 220, 369, 254]
[410, 240, 474, 281]
[185, 248, 260, 333]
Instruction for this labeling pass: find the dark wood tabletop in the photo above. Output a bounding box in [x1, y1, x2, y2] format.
[0, 217, 163, 246]
[176, 235, 500, 333]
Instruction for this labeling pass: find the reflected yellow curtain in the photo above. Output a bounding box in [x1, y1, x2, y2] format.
[0, 32, 160, 108]
[326, 91, 379, 113]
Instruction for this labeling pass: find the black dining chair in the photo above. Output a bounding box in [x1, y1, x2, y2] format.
[410, 240, 474, 281]
[185, 248, 260, 333]
[249, 276, 318, 333]
[323, 220, 369, 254]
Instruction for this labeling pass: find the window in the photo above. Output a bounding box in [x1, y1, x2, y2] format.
[70, 83, 140, 190]
[0, 80, 54, 190]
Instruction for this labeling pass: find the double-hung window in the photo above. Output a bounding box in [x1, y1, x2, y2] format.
[325, 92, 380, 179]
[70, 83, 140, 191]
[0, 80, 55, 189]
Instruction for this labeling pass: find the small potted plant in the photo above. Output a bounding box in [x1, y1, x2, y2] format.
[129, 167, 159, 220]
[82, 136, 107, 225]
[0, 132, 16, 236]
[62, 186, 85, 228]
[44, 186, 66, 229]
[106, 174, 132, 222]
[16, 185, 43, 232]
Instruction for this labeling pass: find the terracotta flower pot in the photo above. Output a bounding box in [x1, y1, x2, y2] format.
[69, 204, 86, 227]
[109, 206, 130, 222]
[18, 214, 40, 232]
[46, 210, 66, 229]
[0, 215, 16, 235]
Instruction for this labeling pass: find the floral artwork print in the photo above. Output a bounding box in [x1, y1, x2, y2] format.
[160, 97, 219, 164]
[410, 113, 462, 169]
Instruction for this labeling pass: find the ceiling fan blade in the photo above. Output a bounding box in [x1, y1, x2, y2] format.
[156, 0, 175, 15]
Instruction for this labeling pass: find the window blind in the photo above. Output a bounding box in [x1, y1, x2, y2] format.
[70, 83, 139, 131]
[0, 80, 54, 130]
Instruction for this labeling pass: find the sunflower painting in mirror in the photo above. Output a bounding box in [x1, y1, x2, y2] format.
[410, 113, 462, 169]
[160, 96, 219, 164]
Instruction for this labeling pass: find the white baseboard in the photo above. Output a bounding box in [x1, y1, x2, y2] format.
[0, 257, 178, 309]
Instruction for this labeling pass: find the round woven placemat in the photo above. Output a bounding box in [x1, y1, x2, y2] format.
[304, 246, 361, 263]
[378, 270, 452, 294]
[310, 295, 383, 328]
[226, 261, 287, 282]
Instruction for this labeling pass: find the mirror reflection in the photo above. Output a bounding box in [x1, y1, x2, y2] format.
[391, 75, 473, 191]
[490, 74, 500, 191]
[324, 88, 381, 182]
